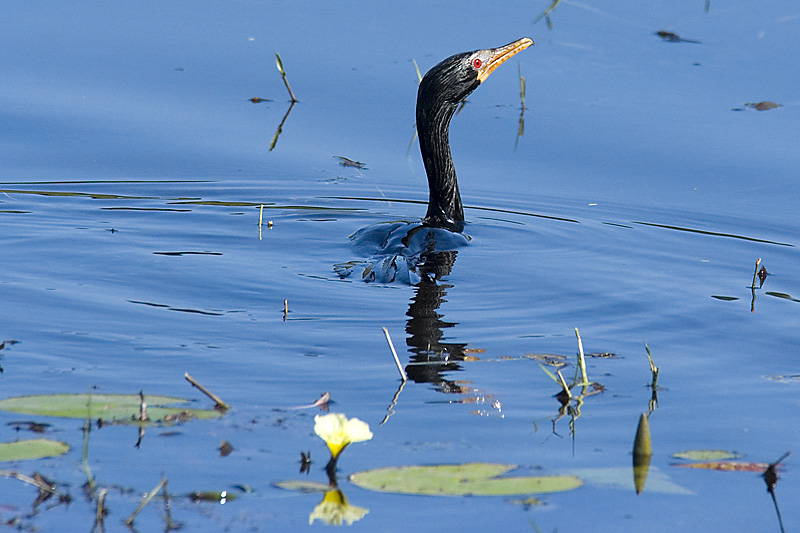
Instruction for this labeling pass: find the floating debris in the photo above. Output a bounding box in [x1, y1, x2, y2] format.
[758, 265, 768, 287]
[672, 461, 771, 471]
[300, 451, 312, 474]
[0, 340, 19, 351]
[746, 101, 781, 111]
[764, 374, 800, 383]
[523, 353, 567, 368]
[336, 156, 368, 170]
[284, 392, 331, 411]
[655, 30, 700, 43]
[587, 352, 619, 358]
[7, 421, 51, 433]
[189, 490, 235, 504]
[734, 101, 782, 112]
[219, 440, 234, 457]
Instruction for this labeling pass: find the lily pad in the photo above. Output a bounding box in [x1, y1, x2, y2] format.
[273, 480, 333, 493]
[672, 450, 741, 461]
[0, 394, 223, 422]
[349, 463, 582, 496]
[0, 439, 69, 462]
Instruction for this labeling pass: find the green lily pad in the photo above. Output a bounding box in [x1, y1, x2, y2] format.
[672, 450, 742, 461]
[0, 394, 223, 422]
[273, 480, 333, 493]
[0, 439, 69, 462]
[349, 463, 582, 496]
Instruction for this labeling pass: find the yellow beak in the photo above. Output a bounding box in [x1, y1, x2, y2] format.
[476, 37, 534, 83]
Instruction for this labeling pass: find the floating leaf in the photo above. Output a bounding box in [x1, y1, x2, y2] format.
[274, 480, 332, 493]
[0, 394, 223, 422]
[711, 295, 739, 301]
[349, 463, 582, 496]
[0, 439, 69, 462]
[672, 450, 742, 461]
[672, 461, 768, 472]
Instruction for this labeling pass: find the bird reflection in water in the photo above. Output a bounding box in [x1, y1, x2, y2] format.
[336, 38, 533, 393]
[403, 248, 471, 393]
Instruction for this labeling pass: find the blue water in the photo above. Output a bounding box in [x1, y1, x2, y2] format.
[2, 1, 799, 531]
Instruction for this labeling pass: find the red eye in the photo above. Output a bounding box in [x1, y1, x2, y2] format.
[473, 58, 482, 69]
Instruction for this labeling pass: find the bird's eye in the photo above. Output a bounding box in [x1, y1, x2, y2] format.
[472, 58, 482, 69]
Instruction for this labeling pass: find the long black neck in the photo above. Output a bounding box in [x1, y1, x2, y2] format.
[416, 84, 464, 233]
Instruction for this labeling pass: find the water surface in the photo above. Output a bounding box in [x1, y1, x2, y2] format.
[2, 1, 799, 531]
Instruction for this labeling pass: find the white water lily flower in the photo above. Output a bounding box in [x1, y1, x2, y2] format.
[314, 413, 373, 458]
[308, 488, 369, 526]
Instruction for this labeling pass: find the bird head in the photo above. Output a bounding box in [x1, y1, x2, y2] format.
[418, 38, 534, 107]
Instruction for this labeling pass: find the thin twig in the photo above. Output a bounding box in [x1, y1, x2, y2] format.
[644, 339, 660, 395]
[125, 477, 167, 526]
[163, 477, 178, 531]
[184, 373, 230, 411]
[137, 391, 149, 422]
[0, 470, 60, 495]
[259, 204, 264, 240]
[269, 101, 296, 151]
[96, 488, 108, 533]
[751, 258, 762, 290]
[382, 328, 407, 381]
[82, 392, 96, 492]
[380, 380, 406, 426]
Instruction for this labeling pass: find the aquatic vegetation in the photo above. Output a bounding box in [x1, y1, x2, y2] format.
[349, 463, 582, 496]
[0, 439, 69, 462]
[0, 393, 223, 423]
